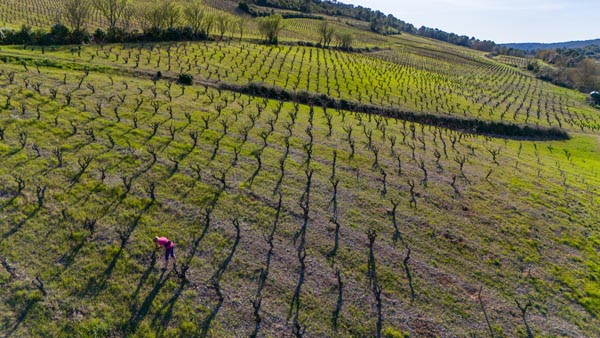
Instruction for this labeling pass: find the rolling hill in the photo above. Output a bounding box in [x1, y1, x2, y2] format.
[1, 1, 600, 337]
[502, 38, 600, 51]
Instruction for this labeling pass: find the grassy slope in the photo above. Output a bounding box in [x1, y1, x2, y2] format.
[1, 36, 596, 131]
[1, 4, 600, 338]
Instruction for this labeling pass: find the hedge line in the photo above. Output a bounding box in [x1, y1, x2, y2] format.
[220, 82, 570, 140]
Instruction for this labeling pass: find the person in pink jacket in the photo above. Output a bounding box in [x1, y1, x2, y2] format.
[154, 236, 176, 270]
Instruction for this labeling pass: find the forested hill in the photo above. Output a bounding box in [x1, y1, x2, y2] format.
[237, 0, 499, 51]
[502, 38, 600, 51]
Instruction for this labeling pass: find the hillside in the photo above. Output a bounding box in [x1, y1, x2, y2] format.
[1, 1, 600, 337]
[502, 38, 600, 51]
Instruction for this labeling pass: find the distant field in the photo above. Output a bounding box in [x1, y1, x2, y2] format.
[0, 0, 387, 48]
[1, 38, 597, 132]
[1, 1, 600, 337]
[0, 0, 60, 29]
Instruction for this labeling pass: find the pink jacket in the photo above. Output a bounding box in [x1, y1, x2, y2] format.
[157, 237, 174, 248]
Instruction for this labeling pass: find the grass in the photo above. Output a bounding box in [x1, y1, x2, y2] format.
[1, 2, 600, 337]
[1, 59, 599, 336]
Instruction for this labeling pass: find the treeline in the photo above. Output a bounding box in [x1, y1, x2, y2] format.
[238, 2, 324, 19]
[0, 23, 216, 45]
[502, 39, 600, 52]
[0, 24, 89, 46]
[528, 56, 600, 94]
[490, 45, 600, 95]
[535, 45, 600, 67]
[490, 48, 527, 58]
[242, 0, 415, 33]
[415, 26, 496, 52]
[241, 0, 501, 51]
[505, 46, 600, 94]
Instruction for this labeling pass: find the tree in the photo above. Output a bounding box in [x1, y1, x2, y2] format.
[575, 58, 600, 92]
[63, 0, 91, 33]
[120, 3, 134, 33]
[139, 0, 180, 31]
[257, 14, 285, 45]
[184, 0, 210, 38]
[50, 23, 71, 44]
[162, 0, 181, 30]
[91, 0, 128, 33]
[235, 16, 247, 41]
[203, 14, 215, 38]
[215, 14, 230, 40]
[300, 0, 311, 13]
[318, 21, 335, 47]
[335, 31, 353, 50]
[369, 18, 382, 33]
[238, 2, 250, 13]
[137, 2, 163, 32]
[15, 25, 33, 44]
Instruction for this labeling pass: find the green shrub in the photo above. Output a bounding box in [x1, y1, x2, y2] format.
[238, 2, 250, 13]
[383, 326, 410, 338]
[71, 318, 110, 337]
[178, 73, 194, 85]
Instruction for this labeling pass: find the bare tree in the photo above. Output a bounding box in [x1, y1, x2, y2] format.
[138, 0, 179, 31]
[215, 14, 230, 40]
[137, 2, 161, 31]
[575, 58, 600, 92]
[235, 16, 247, 41]
[318, 21, 335, 47]
[63, 0, 91, 33]
[163, 0, 181, 30]
[120, 2, 135, 32]
[92, 0, 128, 33]
[183, 0, 212, 38]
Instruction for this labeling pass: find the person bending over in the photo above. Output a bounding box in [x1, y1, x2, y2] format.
[154, 236, 176, 270]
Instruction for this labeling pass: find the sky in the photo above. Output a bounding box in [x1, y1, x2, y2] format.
[344, 0, 599, 44]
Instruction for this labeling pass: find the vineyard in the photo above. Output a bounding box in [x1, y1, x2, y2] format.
[0, 0, 382, 46]
[1, 1, 600, 338]
[2, 38, 598, 133]
[0, 0, 115, 31]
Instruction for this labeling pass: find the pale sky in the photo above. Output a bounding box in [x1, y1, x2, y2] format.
[344, 0, 599, 44]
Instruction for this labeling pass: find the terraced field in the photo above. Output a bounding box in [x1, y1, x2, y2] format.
[1, 1, 600, 337]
